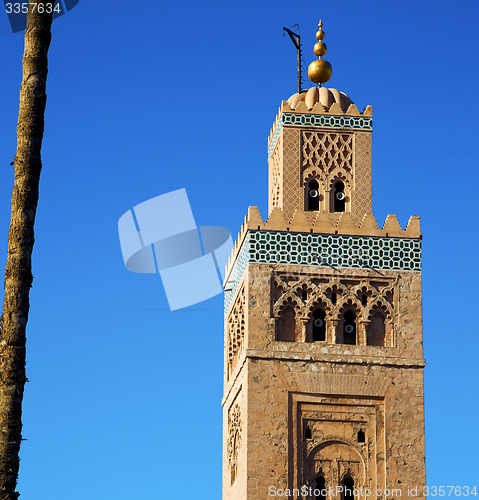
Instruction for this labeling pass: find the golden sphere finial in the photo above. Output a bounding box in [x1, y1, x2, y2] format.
[308, 19, 332, 86]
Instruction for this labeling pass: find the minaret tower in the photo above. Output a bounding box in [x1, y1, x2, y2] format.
[222, 21, 425, 500]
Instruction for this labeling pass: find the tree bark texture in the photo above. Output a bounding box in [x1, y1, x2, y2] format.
[0, 3, 53, 498]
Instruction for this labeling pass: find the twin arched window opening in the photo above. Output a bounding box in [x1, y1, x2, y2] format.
[306, 179, 346, 212]
[313, 475, 354, 500]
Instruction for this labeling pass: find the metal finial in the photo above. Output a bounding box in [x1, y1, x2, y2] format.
[308, 19, 332, 87]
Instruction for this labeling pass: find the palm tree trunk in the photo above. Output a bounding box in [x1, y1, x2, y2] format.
[0, 3, 53, 498]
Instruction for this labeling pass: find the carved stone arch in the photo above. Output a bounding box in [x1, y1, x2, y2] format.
[303, 171, 325, 211]
[303, 168, 326, 185]
[273, 294, 301, 318]
[306, 296, 333, 317]
[365, 303, 391, 347]
[273, 275, 289, 294]
[336, 297, 364, 320]
[326, 170, 352, 190]
[274, 297, 300, 342]
[305, 297, 331, 343]
[380, 279, 397, 305]
[293, 277, 318, 296]
[365, 298, 393, 322]
[292, 279, 322, 319]
[352, 281, 379, 303]
[326, 281, 349, 300]
[307, 438, 367, 489]
[309, 436, 367, 460]
[328, 172, 351, 213]
[335, 299, 362, 345]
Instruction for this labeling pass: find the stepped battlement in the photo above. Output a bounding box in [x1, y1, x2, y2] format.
[224, 206, 420, 280]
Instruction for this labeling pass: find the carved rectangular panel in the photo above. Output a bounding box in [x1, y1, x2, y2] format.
[290, 393, 386, 499]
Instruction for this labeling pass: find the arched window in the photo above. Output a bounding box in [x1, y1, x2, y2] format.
[367, 311, 385, 346]
[332, 180, 346, 212]
[277, 306, 296, 342]
[357, 430, 365, 443]
[312, 308, 326, 342]
[304, 426, 312, 439]
[342, 310, 356, 345]
[307, 180, 320, 211]
[342, 476, 355, 500]
[315, 475, 326, 500]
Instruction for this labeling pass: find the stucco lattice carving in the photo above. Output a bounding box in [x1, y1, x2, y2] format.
[269, 136, 282, 211]
[302, 131, 353, 180]
[228, 401, 242, 483]
[282, 128, 302, 222]
[226, 285, 246, 380]
[352, 132, 372, 224]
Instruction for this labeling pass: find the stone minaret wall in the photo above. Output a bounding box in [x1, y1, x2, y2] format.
[268, 100, 373, 226]
[223, 97, 425, 500]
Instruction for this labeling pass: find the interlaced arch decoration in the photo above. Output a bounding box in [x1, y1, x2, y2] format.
[226, 285, 246, 380]
[301, 131, 353, 197]
[302, 131, 353, 175]
[272, 273, 398, 347]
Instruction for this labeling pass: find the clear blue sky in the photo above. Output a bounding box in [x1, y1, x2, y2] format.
[0, 1, 478, 498]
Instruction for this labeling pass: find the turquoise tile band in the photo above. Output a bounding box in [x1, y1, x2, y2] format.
[225, 230, 421, 315]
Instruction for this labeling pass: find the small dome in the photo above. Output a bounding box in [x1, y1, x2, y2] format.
[287, 87, 353, 112]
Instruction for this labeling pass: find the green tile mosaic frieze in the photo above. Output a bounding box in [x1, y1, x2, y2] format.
[268, 112, 373, 158]
[282, 113, 372, 130]
[225, 230, 421, 315]
[249, 231, 420, 269]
